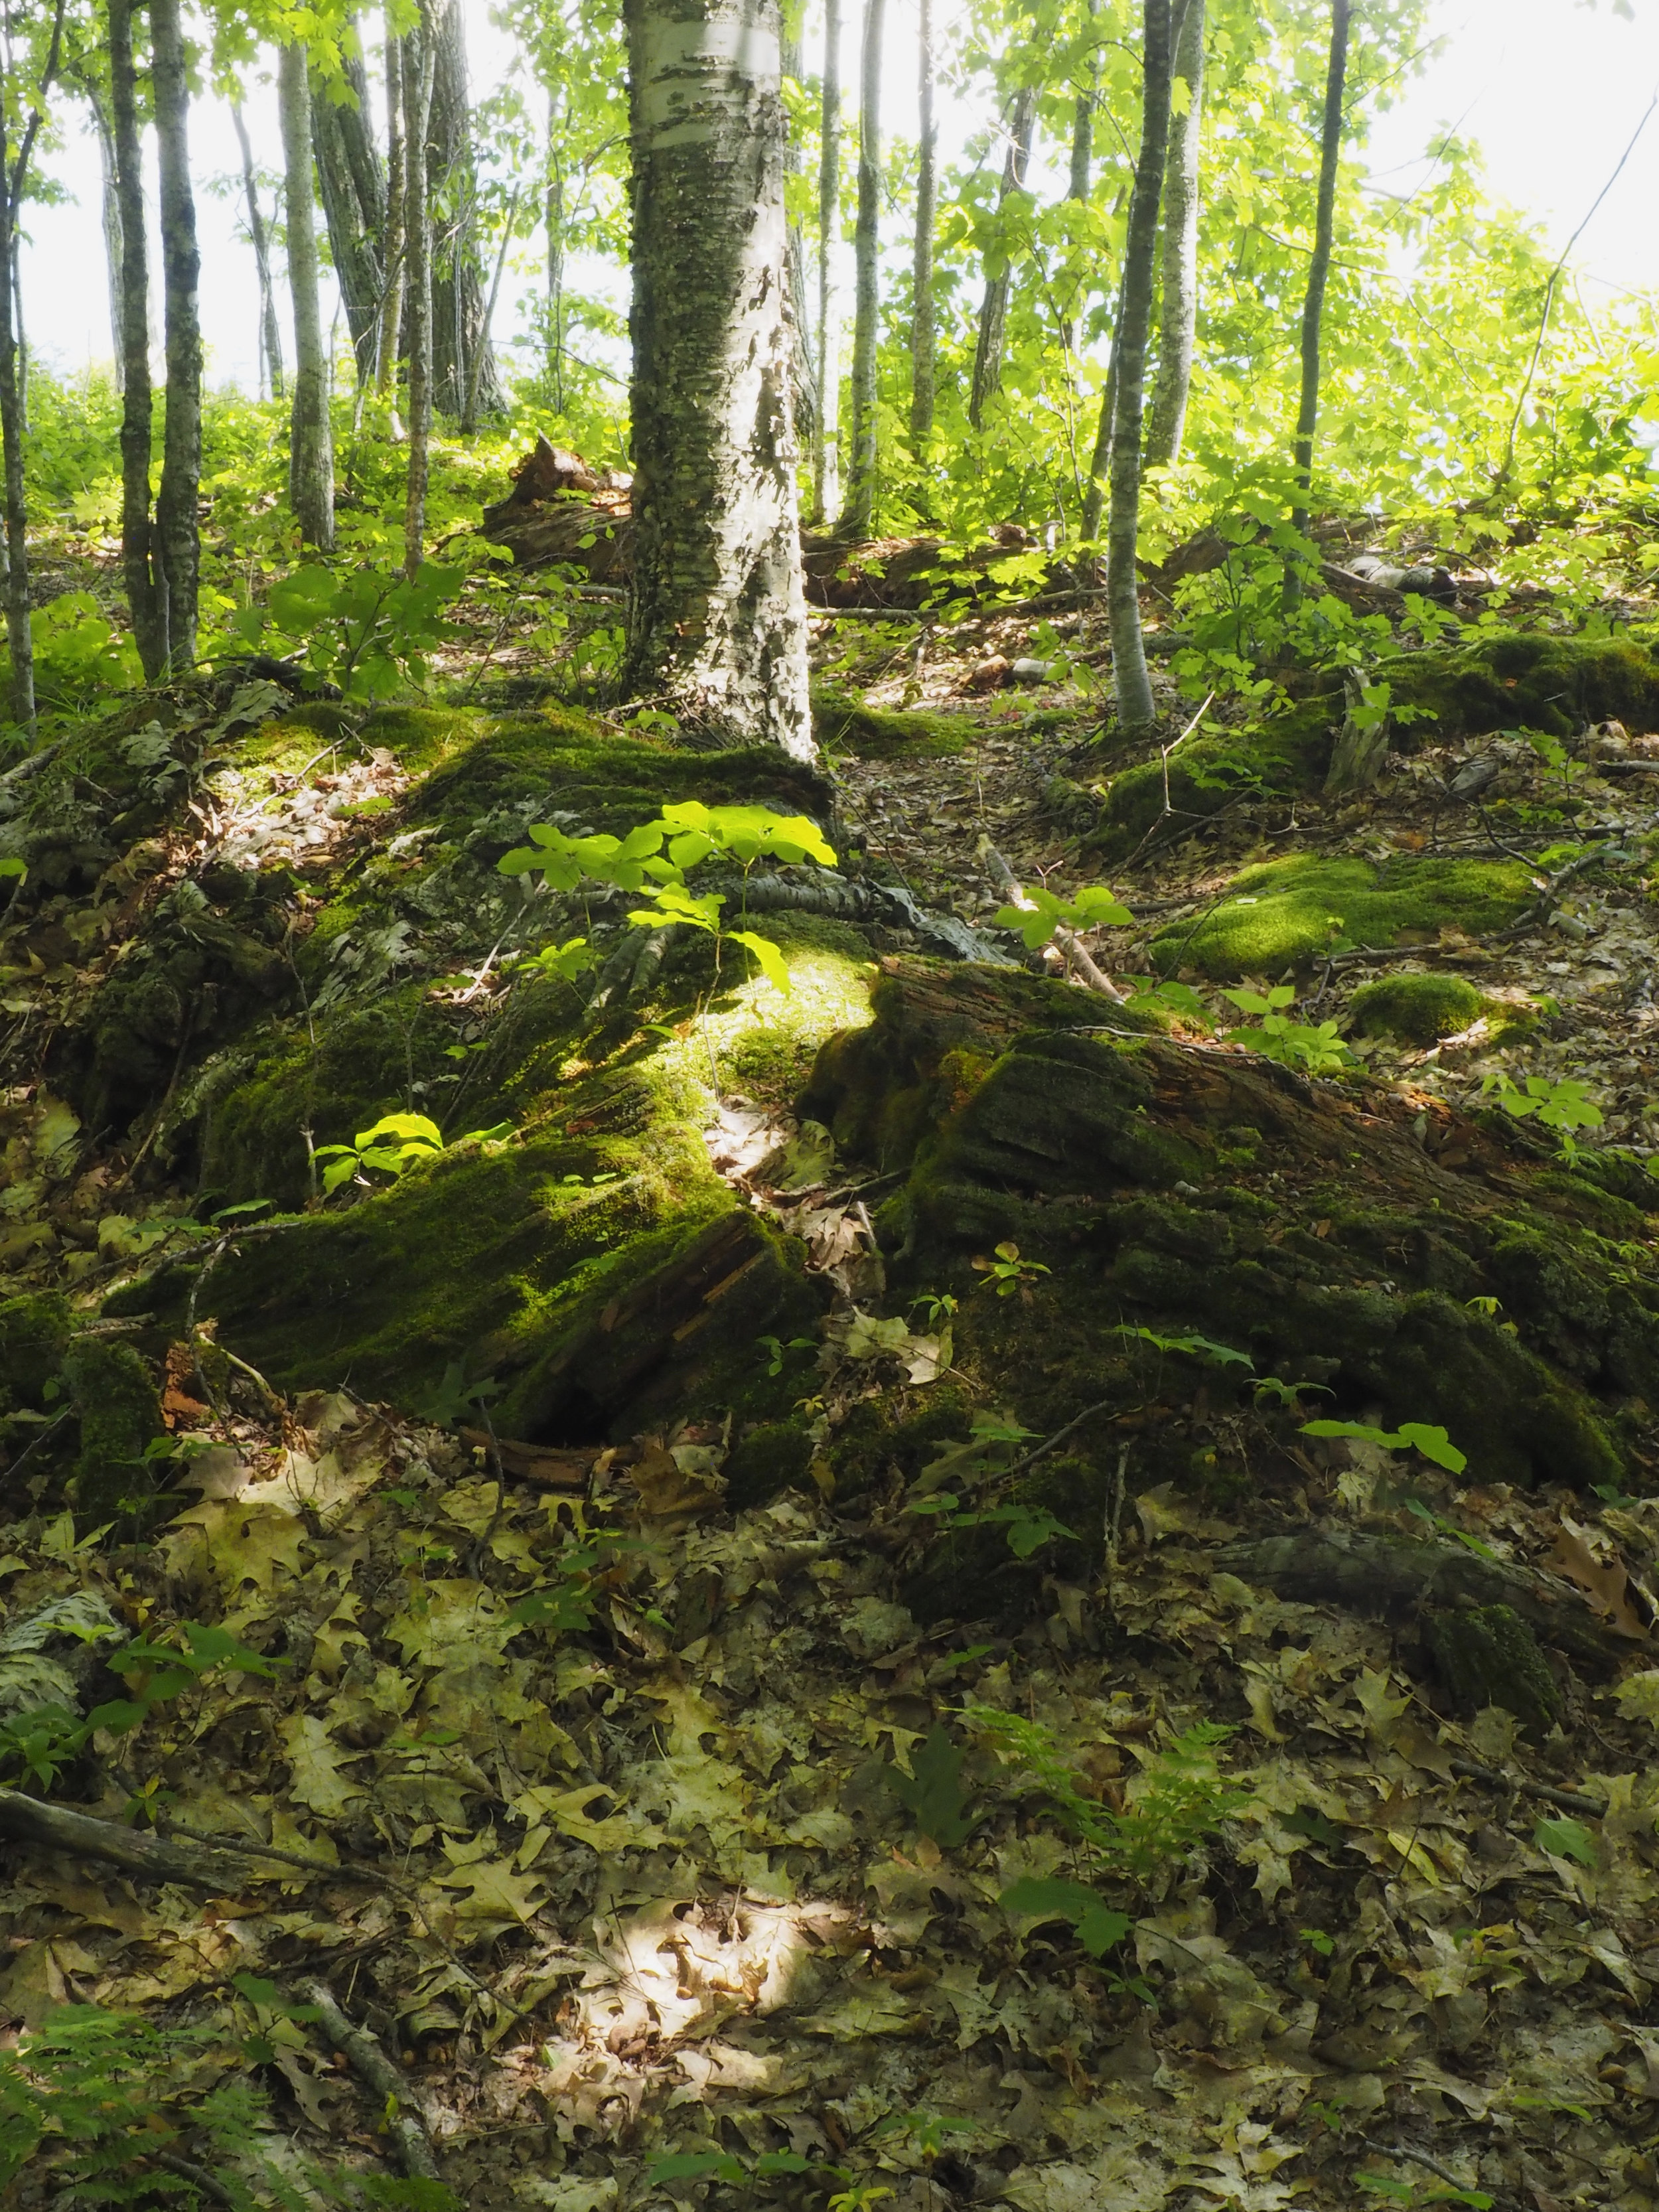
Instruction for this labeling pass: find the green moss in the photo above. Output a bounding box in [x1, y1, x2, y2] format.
[726, 1419, 815, 1509]
[1347, 973, 1488, 1045]
[1153, 854, 1535, 979]
[812, 686, 973, 759]
[62, 1337, 161, 1531]
[0, 1293, 71, 1412]
[1385, 630, 1659, 741]
[1094, 694, 1339, 856]
[1425, 1604, 1559, 1732]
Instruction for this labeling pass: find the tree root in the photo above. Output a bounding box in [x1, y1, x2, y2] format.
[1215, 1526, 1629, 1668]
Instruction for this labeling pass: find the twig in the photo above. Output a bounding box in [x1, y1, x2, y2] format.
[305, 1981, 443, 2183]
[0, 1790, 242, 1890]
[1448, 1755, 1606, 1818]
[999, 1396, 1121, 1485]
[1359, 2138, 1513, 2209]
[153, 2152, 240, 2207]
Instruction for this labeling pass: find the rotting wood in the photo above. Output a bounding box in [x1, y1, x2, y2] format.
[0, 1789, 242, 1889]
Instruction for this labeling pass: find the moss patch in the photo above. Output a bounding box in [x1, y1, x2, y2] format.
[1348, 973, 1488, 1045]
[1153, 854, 1535, 979]
[63, 1337, 161, 1531]
[1094, 694, 1339, 857]
[812, 686, 973, 759]
[1385, 629, 1659, 741]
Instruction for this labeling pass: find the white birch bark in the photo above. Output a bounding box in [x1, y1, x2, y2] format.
[624, 0, 812, 759]
[813, 0, 842, 524]
[279, 39, 334, 551]
[1145, 0, 1205, 468]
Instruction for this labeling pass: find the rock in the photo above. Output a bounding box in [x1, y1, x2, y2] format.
[1009, 658, 1056, 685]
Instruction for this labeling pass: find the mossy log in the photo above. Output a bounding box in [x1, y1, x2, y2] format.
[1215, 1528, 1626, 1670]
[805, 958, 1659, 1493]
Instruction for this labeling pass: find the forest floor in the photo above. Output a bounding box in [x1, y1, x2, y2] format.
[3, 575, 1659, 2212]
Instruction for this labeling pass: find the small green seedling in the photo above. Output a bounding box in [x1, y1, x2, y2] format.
[994, 881, 1133, 950]
[1301, 1417, 1467, 1474]
[973, 1241, 1050, 1295]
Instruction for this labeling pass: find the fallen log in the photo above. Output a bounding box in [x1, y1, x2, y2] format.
[0, 1789, 245, 1889]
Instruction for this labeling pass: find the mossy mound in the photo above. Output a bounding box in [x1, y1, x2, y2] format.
[63, 1335, 162, 1531]
[1094, 694, 1339, 857]
[1425, 1604, 1559, 1732]
[1152, 854, 1535, 979]
[1348, 973, 1488, 1045]
[812, 686, 973, 759]
[803, 959, 1657, 1528]
[1385, 628, 1659, 741]
[0, 1293, 70, 1414]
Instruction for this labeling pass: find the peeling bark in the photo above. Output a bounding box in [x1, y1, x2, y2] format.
[624, 0, 813, 757]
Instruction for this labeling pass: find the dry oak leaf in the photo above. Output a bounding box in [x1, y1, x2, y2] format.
[1551, 1518, 1652, 1640]
[279, 1712, 368, 1819]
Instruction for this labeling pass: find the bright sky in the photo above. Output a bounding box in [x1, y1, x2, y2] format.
[13, 0, 1659, 406]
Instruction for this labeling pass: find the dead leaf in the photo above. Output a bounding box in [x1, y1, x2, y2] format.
[1552, 1518, 1652, 1639]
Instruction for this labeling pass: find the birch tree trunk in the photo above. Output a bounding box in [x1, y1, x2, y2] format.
[782, 25, 817, 455]
[86, 89, 125, 395]
[812, 0, 841, 525]
[1284, 0, 1350, 611]
[109, 0, 163, 678]
[545, 81, 565, 407]
[909, 0, 937, 444]
[378, 19, 406, 421]
[1105, 0, 1171, 736]
[428, 1, 499, 418]
[968, 84, 1036, 431]
[279, 40, 334, 550]
[1145, 0, 1205, 468]
[843, 0, 885, 540]
[231, 101, 282, 402]
[402, 3, 437, 573]
[152, 0, 200, 670]
[624, 0, 813, 758]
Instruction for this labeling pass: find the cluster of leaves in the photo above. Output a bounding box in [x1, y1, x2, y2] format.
[313, 1112, 513, 1199]
[1222, 985, 1355, 1076]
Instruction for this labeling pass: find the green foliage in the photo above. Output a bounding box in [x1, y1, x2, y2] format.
[993, 883, 1132, 951]
[1115, 1325, 1252, 1368]
[312, 1112, 512, 1197]
[232, 562, 464, 700]
[1480, 1070, 1604, 1138]
[1222, 986, 1356, 1075]
[0, 2002, 458, 2209]
[966, 1708, 1250, 1885]
[971, 1240, 1050, 1295]
[1534, 1816, 1598, 1867]
[999, 1876, 1134, 1960]
[7, 593, 142, 717]
[1301, 1418, 1468, 1474]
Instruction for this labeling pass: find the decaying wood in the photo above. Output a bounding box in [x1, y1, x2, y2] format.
[1216, 1526, 1631, 1668]
[0, 1788, 242, 1889]
[307, 1980, 443, 2183]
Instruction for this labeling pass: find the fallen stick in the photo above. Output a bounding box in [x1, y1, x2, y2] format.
[0, 1789, 242, 1890]
[1448, 1756, 1607, 1819]
[977, 840, 1127, 1003]
[306, 1981, 443, 2185]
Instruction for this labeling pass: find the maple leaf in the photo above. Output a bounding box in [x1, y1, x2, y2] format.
[278, 1712, 366, 1819]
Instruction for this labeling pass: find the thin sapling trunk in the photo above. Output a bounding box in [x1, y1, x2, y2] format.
[968, 83, 1036, 431]
[845, 0, 885, 538]
[231, 101, 283, 402]
[1283, 0, 1349, 613]
[402, 1, 437, 573]
[813, 0, 841, 524]
[152, 0, 202, 670]
[108, 0, 165, 678]
[908, 0, 936, 443]
[1145, 0, 1204, 467]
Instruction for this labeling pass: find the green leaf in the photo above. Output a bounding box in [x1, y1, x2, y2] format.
[887, 1726, 977, 1847]
[999, 1877, 1132, 1957]
[646, 2152, 749, 2185]
[729, 929, 792, 994]
[1534, 1816, 1597, 1866]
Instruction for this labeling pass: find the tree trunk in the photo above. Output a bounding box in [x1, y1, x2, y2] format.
[0, 0, 66, 736]
[278, 40, 334, 552]
[1284, 0, 1350, 611]
[152, 0, 200, 672]
[1078, 271, 1121, 544]
[545, 81, 565, 407]
[844, 0, 885, 541]
[1067, 15, 1096, 205]
[86, 88, 125, 395]
[378, 18, 406, 419]
[463, 183, 518, 433]
[109, 0, 165, 680]
[1145, 0, 1204, 467]
[812, 0, 842, 525]
[230, 101, 283, 402]
[402, 2, 437, 572]
[968, 84, 1037, 433]
[908, 0, 937, 444]
[623, 0, 814, 758]
[311, 45, 386, 388]
[1104, 0, 1171, 736]
[427, 0, 499, 418]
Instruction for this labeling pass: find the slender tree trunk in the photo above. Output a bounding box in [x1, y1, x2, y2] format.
[782, 25, 817, 454]
[624, 0, 812, 758]
[545, 81, 565, 407]
[1078, 262, 1123, 542]
[109, 0, 163, 678]
[427, 0, 498, 417]
[402, 3, 437, 573]
[1068, 68, 1095, 200]
[279, 41, 334, 550]
[463, 183, 518, 432]
[230, 101, 282, 402]
[844, 0, 885, 540]
[152, 0, 200, 671]
[812, 0, 841, 524]
[909, 0, 936, 444]
[968, 84, 1037, 431]
[1105, 0, 1172, 736]
[1284, 0, 1350, 609]
[0, 0, 66, 735]
[311, 46, 386, 387]
[1145, 0, 1205, 467]
[378, 19, 406, 419]
[86, 90, 125, 395]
